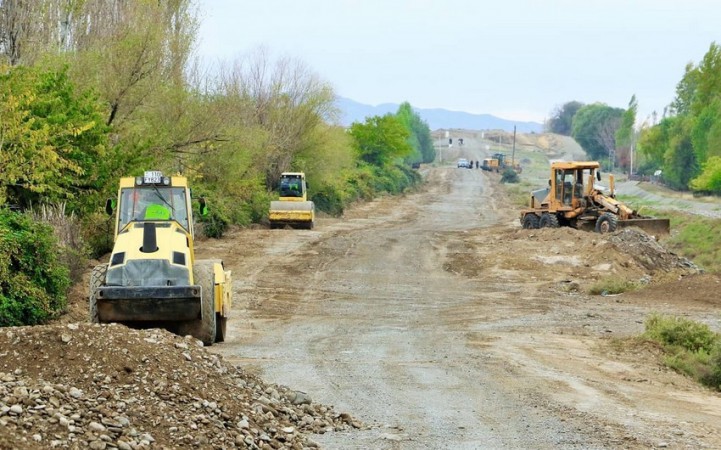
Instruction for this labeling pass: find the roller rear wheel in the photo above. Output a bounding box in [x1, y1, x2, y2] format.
[89, 264, 107, 324]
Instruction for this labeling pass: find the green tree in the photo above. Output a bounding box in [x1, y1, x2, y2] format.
[571, 103, 624, 166]
[690, 43, 721, 117]
[0, 65, 109, 210]
[395, 102, 435, 164]
[637, 117, 675, 174]
[350, 114, 413, 167]
[216, 49, 338, 189]
[640, 42, 721, 192]
[546, 100, 584, 135]
[663, 119, 698, 190]
[0, 209, 70, 326]
[691, 99, 721, 163]
[672, 62, 700, 116]
[615, 95, 638, 171]
[691, 156, 721, 194]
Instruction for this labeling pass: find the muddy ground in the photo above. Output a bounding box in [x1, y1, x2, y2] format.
[4, 132, 721, 449]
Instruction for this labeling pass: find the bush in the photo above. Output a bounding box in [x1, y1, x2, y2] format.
[501, 168, 520, 183]
[198, 207, 229, 239]
[588, 277, 639, 295]
[82, 212, 115, 259]
[30, 203, 89, 284]
[311, 183, 345, 217]
[644, 313, 716, 352]
[642, 313, 721, 390]
[0, 209, 71, 326]
[246, 189, 276, 224]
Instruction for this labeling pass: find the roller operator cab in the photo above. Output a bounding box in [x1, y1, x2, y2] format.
[90, 170, 232, 346]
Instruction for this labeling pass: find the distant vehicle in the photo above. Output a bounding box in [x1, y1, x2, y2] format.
[457, 158, 469, 168]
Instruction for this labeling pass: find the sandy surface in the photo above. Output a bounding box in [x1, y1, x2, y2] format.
[190, 133, 721, 449]
[36, 131, 721, 449]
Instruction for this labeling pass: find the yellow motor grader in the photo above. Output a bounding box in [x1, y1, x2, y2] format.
[269, 172, 315, 229]
[519, 161, 670, 234]
[89, 170, 232, 346]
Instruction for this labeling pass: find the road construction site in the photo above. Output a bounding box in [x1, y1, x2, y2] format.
[3, 131, 721, 449]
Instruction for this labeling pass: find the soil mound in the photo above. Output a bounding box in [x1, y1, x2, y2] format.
[446, 225, 700, 286]
[606, 228, 699, 273]
[0, 323, 359, 449]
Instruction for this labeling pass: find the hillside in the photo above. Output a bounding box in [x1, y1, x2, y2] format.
[335, 97, 543, 133]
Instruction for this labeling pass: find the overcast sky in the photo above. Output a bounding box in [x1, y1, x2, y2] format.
[196, 0, 719, 124]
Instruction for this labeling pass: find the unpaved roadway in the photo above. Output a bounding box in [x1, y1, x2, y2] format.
[197, 143, 721, 449]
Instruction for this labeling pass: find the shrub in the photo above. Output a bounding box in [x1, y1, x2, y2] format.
[82, 212, 115, 259]
[198, 207, 229, 239]
[0, 209, 71, 326]
[312, 183, 345, 217]
[246, 189, 276, 224]
[501, 168, 520, 183]
[702, 342, 721, 389]
[641, 313, 721, 390]
[644, 313, 716, 352]
[30, 203, 89, 284]
[588, 277, 639, 295]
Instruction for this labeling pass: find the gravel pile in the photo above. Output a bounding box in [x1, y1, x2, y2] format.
[0, 323, 361, 449]
[607, 228, 700, 274]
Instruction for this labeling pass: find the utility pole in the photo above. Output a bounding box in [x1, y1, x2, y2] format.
[511, 125, 517, 166]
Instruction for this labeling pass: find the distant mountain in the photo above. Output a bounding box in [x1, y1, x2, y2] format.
[335, 97, 543, 133]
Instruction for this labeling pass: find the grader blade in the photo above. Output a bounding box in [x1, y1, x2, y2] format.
[618, 218, 670, 235]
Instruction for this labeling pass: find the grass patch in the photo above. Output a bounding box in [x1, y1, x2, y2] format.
[615, 194, 662, 209]
[642, 314, 721, 390]
[661, 210, 721, 273]
[588, 277, 639, 295]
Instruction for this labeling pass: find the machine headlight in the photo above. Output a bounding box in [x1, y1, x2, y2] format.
[110, 252, 125, 266]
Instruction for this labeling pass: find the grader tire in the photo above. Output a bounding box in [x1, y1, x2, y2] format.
[522, 214, 540, 229]
[595, 213, 619, 234]
[89, 264, 107, 324]
[540, 213, 560, 228]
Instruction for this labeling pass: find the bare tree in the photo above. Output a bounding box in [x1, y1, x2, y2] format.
[596, 116, 621, 169]
[218, 49, 338, 187]
[0, 0, 35, 65]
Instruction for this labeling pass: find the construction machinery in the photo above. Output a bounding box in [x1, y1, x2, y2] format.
[519, 161, 670, 235]
[481, 158, 500, 172]
[269, 172, 315, 229]
[90, 170, 232, 346]
[482, 153, 522, 173]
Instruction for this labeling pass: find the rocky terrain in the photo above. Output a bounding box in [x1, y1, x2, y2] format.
[0, 324, 360, 449]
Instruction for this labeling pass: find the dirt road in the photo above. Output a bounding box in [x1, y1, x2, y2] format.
[198, 147, 721, 448]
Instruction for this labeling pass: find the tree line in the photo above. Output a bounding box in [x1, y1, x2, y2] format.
[0, 0, 435, 326]
[546, 42, 721, 194]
